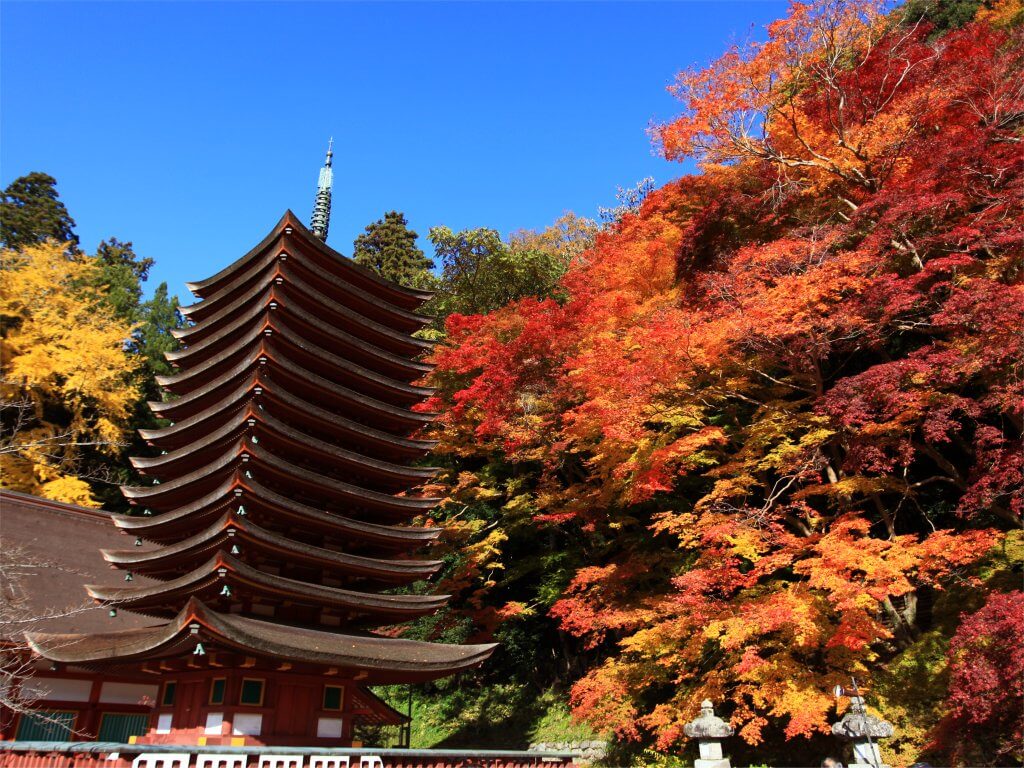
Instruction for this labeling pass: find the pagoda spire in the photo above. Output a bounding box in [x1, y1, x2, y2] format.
[310, 137, 334, 241]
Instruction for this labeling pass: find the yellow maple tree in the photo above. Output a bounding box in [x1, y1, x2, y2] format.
[1, 241, 139, 505]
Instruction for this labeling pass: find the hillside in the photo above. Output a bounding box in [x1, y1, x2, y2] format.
[412, 2, 1024, 765]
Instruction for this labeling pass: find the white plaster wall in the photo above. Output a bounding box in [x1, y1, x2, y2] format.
[22, 677, 92, 702]
[99, 682, 159, 704]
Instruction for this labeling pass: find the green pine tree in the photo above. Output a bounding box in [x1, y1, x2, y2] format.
[136, 282, 182, 384]
[0, 172, 79, 250]
[93, 238, 155, 322]
[89, 237, 181, 382]
[352, 211, 433, 287]
[93, 281, 183, 512]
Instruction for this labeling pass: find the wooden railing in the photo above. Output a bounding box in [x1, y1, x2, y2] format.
[0, 742, 578, 768]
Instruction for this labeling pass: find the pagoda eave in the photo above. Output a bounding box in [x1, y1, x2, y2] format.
[185, 211, 432, 314]
[154, 338, 433, 415]
[144, 384, 436, 460]
[111, 479, 442, 550]
[166, 294, 432, 383]
[175, 266, 434, 359]
[121, 445, 440, 521]
[132, 410, 438, 491]
[153, 344, 434, 423]
[87, 555, 449, 620]
[27, 599, 495, 684]
[100, 513, 443, 583]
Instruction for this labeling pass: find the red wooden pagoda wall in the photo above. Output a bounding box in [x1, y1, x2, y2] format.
[1, 670, 380, 747]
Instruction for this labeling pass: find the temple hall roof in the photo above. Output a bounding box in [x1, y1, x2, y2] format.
[0, 491, 158, 636]
[27, 598, 496, 684]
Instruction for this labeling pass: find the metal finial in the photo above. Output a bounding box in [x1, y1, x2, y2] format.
[311, 138, 334, 241]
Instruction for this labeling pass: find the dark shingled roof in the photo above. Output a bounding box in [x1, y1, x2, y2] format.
[110, 477, 442, 549]
[99, 512, 442, 582]
[0, 491, 157, 636]
[147, 346, 434, 433]
[133, 408, 438, 490]
[120, 443, 441, 520]
[86, 552, 448, 620]
[156, 319, 433, 405]
[27, 598, 495, 684]
[182, 212, 432, 318]
[167, 285, 432, 382]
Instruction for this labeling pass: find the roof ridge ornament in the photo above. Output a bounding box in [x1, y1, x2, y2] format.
[310, 137, 333, 242]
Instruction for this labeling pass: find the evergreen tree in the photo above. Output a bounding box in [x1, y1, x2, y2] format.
[902, 0, 985, 31]
[0, 172, 79, 250]
[93, 238, 154, 322]
[92, 281, 183, 512]
[89, 238, 181, 380]
[136, 282, 182, 384]
[352, 211, 433, 286]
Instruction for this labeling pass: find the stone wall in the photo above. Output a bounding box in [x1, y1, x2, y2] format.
[528, 740, 608, 764]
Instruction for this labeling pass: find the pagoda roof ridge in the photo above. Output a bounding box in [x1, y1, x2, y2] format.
[156, 324, 432, 406]
[26, 597, 496, 682]
[147, 357, 257, 421]
[166, 285, 277, 362]
[265, 346, 436, 425]
[142, 379, 435, 457]
[154, 337, 263, 391]
[149, 340, 436, 431]
[113, 477, 246, 532]
[252, 409, 438, 481]
[148, 349, 433, 433]
[174, 278, 276, 341]
[131, 406, 252, 472]
[263, 384, 437, 452]
[284, 251, 432, 329]
[181, 245, 432, 334]
[269, 315, 433, 399]
[111, 477, 442, 547]
[272, 291, 433, 374]
[133, 408, 439, 487]
[175, 264, 434, 356]
[122, 441, 440, 517]
[99, 512, 443, 581]
[246, 442, 442, 512]
[265, 411, 436, 478]
[179, 249, 280, 319]
[280, 267, 433, 352]
[121, 444, 241, 502]
[186, 211, 433, 310]
[166, 290, 433, 381]
[85, 552, 449, 619]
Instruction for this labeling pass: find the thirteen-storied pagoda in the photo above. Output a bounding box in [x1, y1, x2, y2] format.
[5, 144, 494, 746]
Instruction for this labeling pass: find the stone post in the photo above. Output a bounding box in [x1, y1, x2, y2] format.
[831, 695, 894, 768]
[683, 699, 733, 768]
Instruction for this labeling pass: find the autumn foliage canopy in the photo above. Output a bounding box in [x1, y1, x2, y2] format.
[423, 1, 1023, 761]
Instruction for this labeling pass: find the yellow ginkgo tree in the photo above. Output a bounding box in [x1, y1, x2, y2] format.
[1, 240, 139, 506]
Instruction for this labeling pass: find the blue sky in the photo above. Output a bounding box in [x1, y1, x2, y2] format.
[2, 1, 787, 301]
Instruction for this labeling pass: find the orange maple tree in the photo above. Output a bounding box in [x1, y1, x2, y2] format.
[422, 1, 1022, 761]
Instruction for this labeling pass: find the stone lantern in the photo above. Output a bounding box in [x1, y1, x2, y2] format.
[831, 695, 894, 768]
[683, 699, 733, 768]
